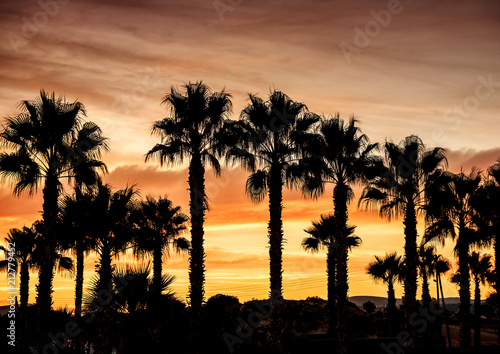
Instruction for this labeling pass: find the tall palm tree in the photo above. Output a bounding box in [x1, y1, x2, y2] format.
[425, 168, 482, 350]
[476, 160, 500, 343]
[360, 135, 447, 316]
[59, 185, 97, 319]
[132, 196, 189, 311]
[418, 243, 437, 308]
[469, 251, 493, 348]
[300, 115, 378, 352]
[0, 224, 38, 314]
[367, 252, 404, 334]
[302, 214, 361, 336]
[146, 82, 232, 313]
[0, 90, 108, 313]
[228, 90, 319, 300]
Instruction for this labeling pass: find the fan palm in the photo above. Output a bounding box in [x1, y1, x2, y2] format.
[418, 243, 437, 308]
[228, 90, 319, 300]
[302, 214, 361, 336]
[0, 90, 108, 312]
[59, 185, 97, 318]
[132, 196, 189, 311]
[425, 168, 483, 350]
[301, 115, 377, 351]
[360, 135, 446, 315]
[367, 252, 404, 334]
[87, 182, 138, 295]
[146, 82, 232, 312]
[469, 252, 493, 348]
[0, 224, 38, 314]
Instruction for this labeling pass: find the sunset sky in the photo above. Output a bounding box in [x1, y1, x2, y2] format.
[1, 0, 499, 308]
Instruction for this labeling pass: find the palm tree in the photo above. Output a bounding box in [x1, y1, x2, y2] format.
[476, 160, 500, 343]
[360, 135, 447, 316]
[367, 252, 404, 334]
[0, 224, 37, 314]
[87, 182, 138, 295]
[132, 196, 189, 311]
[302, 214, 361, 336]
[59, 185, 97, 319]
[0, 91, 108, 313]
[433, 253, 452, 348]
[418, 243, 436, 308]
[228, 90, 319, 300]
[300, 115, 377, 351]
[469, 251, 493, 348]
[425, 168, 483, 350]
[146, 82, 233, 313]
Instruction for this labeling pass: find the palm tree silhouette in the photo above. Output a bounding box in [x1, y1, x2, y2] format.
[418, 243, 436, 308]
[146, 82, 233, 313]
[469, 251, 493, 348]
[0, 224, 38, 315]
[300, 115, 378, 351]
[476, 160, 500, 343]
[360, 135, 446, 316]
[0, 91, 108, 313]
[433, 253, 452, 347]
[59, 186, 97, 319]
[425, 168, 483, 350]
[229, 90, 319, 300]
[367, 252, 403, 334]
[88, 182, 138, 295]
[302, 214, 361, 337]
[132, 196, 189, 311]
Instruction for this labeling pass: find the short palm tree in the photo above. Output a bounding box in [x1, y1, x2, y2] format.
[425, 168, 483, 350]
[0, 224, 38, 314]
[0, 91, 108, 313]
[132, 196, 189, 311]
[88, 182, 138, 295]
[367, 252, 404, 334]
[361, 135, 446, 316]
[418, 243, 437, 308]
[469, 251, 493, 348]
[229, 90, 319, 300]
[146, 82, 232, 312]
[59, 185, 97, 318]
[302, 214, 361, 336]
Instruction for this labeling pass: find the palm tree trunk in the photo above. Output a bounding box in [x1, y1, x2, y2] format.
[188, 154, 206, 311]
[188, 154, 206, 354]
[75, 241, 84, 319]
[37, 172, 59, 313]
[422, 269, 431, 308]
[98, 242, 113, 295]
[333, 182, 349, 354]
[403, 197, 418, 316]
[436, 277, 440, 307]
[268, 162, 283, 300]
[153, 240, 163, 311]
[458, 221, 472, 351]
[473, 277, 481, 348]
[19, 262, 29, 314]
[388, 280, 397, 335]
[327, 244, 337, 336]
[439, 274, 452, 348]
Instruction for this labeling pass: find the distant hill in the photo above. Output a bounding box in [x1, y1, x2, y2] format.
[349, 296, 462, 309]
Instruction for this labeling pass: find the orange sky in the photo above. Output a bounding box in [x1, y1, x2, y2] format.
[0, 0, 499, 307]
